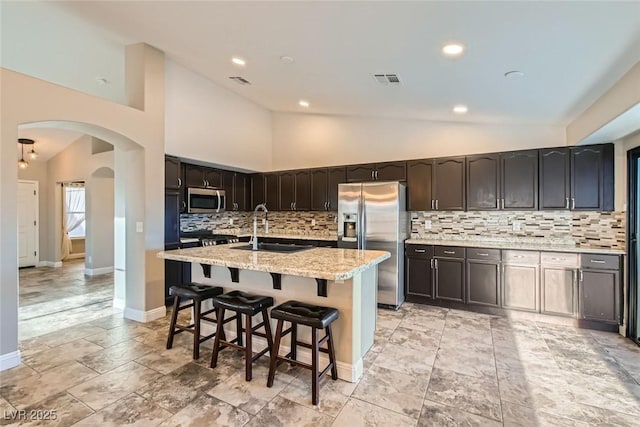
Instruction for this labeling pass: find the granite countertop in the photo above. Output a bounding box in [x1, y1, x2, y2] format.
[201, 229, 338, 241]
[157, 243, 390, 280]
[405, 238, 625, 255]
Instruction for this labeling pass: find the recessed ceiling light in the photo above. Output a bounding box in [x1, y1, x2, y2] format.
[504, 70, 525, 79]
[452, 105, 468, 114]
[231, 57, 246, 66]
[280, 56, 295, 64]
[442, 43, 464, 57]
[299, 100, 310, 108]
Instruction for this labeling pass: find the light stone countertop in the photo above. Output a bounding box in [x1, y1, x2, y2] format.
[157, 243, 390, 280]
[202, 229, 338, 241]
[405, 238, 625, 255]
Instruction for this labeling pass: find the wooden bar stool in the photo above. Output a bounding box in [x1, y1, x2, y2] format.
[166, 283, 224, 360]
[267, 300, 339, 405]
[210, 290, 274, 381]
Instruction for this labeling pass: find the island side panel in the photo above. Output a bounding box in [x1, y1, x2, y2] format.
[191, 264, 371, 382]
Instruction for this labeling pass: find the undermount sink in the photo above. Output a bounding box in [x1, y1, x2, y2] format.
[231, 243, 314, 253]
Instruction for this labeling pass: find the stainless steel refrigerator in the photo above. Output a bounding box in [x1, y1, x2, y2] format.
[338, 182, 408, 309]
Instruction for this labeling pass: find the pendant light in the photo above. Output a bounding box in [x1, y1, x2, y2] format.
[17, 138, 34, 169]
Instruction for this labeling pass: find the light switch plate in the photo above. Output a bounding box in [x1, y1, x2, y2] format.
[311, 219, 316, 226]
[261, 218, 266, 225]
[229, 218, 234, 225]
[136, 222, 143, 233]
[512, 221, 521, 232]
[424, 220, 432, 229]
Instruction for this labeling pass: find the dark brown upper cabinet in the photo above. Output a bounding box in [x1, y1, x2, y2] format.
[501, 150, 538, 210]
[310, 167, 346, 211]
[540, 148, 571, 210]
[346, 161, 406, 182]
[466, 154, 500, 210]
[571, 144, 613, 211]
[540, 144, 613, 211]
[434, 157, 466, 211]
[165, 156, 182, 190]
[279, 170, 311, 210]
[265, 173, 279, 211]
[407, 159, 434, 211]
[279, 172, 295, 211]
[205, 168, 222, 188]
[250, 174, 265, 208]
[223, 171, 249, 211]
[185, 164, 208, 188]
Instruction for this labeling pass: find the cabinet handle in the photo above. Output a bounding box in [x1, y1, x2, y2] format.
[565, 198, 569, 209]
[371, 170, 374, 180]
[590, 259, 606, 264]
[513, 255, 525, 258]
[551, 257, 561, 261]
[177, 177, 182, 188]
[415, 249, 426, 253]
[478, 253, 489, 256]
[294, 201, 297, 210]
[431, 200, 434, 210]
[571, 198, 575, 209]
[572, 269, 577, 286]
[290, 202, 294, 210]
[430, 258, 434, 268]
[443, 250, 455, 255]
[182, 201, 186, 210]
[579, 269, 584, 282]
[376, 170, 379, 180]
[435, 200, 439, 210]
[434, 259, 438, 269]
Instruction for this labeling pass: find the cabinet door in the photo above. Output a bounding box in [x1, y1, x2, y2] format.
[165, 156, 182, 190]
[407, 159, 434, 211]
[502, 264, 539, 312]
[466, 260, 500, 307]
[265, 173, 280, 211]
[406, 257, 433, 298]
[235, 173, 249, 211]
[434, 157, 465, 211]
[164, 191, 181, 247]
[502, 150, 538, 210]
[221, 170, 235, 209]
[376, 161, 406, 181]
[326, 167, 346, 211]
[310, 169, 328, 211]
[580, 269, 620, 323]
[204, 168, 222, 188]
[347, 164, 375, 182]
[251, 174, 265, 207]
[185, 165, 206, 188]
[571, 146, 604, 211]
[434, 258, 465, 302]
[279, 172, 295, 210]
[294, 170, 311, 210]
[466, 154, 499, 210]
[539, 148, 570, 210]
[541, 267, 577, 317]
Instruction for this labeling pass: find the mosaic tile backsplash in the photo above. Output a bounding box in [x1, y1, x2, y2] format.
[410, 210, 626, 249]
[181, 211, 338, 236]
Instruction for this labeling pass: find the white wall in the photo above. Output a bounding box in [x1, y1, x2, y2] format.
[17, 161, 49, 264]
[86, 167, 115, 273]
[165, 60, 272, 171]
[271, 112, 566, 170]
[0, 1, 126, 104]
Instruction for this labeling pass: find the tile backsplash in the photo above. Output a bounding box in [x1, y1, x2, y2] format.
[181, 211, 338, 236]
[410, 210, 626, 249]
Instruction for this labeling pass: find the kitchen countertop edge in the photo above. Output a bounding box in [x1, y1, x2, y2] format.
[405, 238, 625, 255]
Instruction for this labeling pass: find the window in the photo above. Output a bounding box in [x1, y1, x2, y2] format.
[65, 185, 86, 238]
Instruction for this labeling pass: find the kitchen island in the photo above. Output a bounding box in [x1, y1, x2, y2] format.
[157, 243, 390, 382]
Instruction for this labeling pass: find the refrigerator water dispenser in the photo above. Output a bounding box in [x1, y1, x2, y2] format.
[343, 213, 357, 239]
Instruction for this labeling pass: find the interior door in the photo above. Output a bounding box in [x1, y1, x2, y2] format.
[18, 181, 38, 267]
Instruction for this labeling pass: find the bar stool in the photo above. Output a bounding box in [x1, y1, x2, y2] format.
[267, 300, 339, 405]
[166, 283, 224, 360]
[210, 290, 274, 381]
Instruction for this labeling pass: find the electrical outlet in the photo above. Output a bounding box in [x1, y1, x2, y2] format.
[424, 220, 432, 229]
[512, 221, 521, 232]
[136, 222, 143, 233]
[311, 219, 316, 226]
[229, 218, 234, 225]
[261, 218, 266, 225]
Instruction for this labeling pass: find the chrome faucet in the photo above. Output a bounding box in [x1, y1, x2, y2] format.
[251, 203, 269, 250]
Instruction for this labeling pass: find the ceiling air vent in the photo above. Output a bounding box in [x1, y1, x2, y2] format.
[373, 74, 401, 85]
[229, 76, 251, 85]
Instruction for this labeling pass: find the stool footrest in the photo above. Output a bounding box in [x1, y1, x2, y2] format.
[251, 346, 270, 362]
[293, 340, 330, 354]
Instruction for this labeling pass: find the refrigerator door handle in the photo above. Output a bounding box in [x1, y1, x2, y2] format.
[360, 192, 366, 250]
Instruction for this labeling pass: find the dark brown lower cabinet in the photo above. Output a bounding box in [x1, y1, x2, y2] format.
[434, 257, 465, 302]
[580, 269, 620, 324]
[466, 260, 500, 307]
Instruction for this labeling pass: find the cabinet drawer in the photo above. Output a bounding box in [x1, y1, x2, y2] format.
[503, 250, 539, 264]
[541, 252, 579, 267]
[406, 245, 433, 259]
[435, 246, 465, 258]
[467, 248, 501, 261]
[581, 254, 620, 270]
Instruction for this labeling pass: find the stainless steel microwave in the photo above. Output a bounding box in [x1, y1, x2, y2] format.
[187, 188, 225, 213]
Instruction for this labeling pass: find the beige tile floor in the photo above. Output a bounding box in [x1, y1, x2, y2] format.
[3, 263, 640, 426]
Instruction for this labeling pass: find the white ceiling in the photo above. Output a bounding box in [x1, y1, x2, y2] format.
[54, 1, 640, 126]
[17, 127, 84, 162]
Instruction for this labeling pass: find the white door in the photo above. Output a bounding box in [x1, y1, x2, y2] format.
[18, 181, 38, 267]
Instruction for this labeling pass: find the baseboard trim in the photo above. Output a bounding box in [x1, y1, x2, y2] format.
[0, 350, 21, 372]
[113, 298, 125, 310]
[85, 266, 114, 276]
[65, 253, 85, 260]
[38, 261, 63, 268]
[200, 323, 361, 382]
[124, 306, 166, 323]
